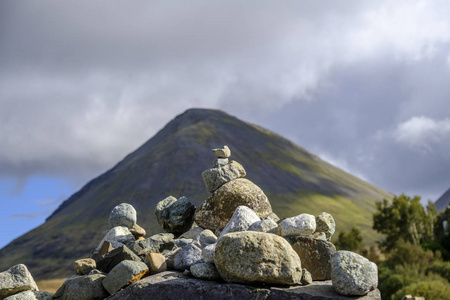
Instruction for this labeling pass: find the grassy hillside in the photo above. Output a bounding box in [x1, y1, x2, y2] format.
[0, 108, 392, 279]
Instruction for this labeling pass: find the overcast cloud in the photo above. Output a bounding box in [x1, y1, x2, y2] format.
[1, 0, 450, 219]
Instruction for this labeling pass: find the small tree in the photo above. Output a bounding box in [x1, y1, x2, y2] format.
[336, 227, 363, 251]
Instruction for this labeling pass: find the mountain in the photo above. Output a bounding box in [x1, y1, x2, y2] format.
[435, 187, 450, 212]
[0, 108, 392, 279]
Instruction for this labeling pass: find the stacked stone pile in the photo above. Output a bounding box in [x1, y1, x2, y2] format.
[0, 146, 380, 299]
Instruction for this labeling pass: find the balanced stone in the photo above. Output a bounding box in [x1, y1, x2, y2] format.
[102, 261, 149, 295]
[155, 196, 196, 235]
[331, 251, 378, 296]
[277, 213, 316, 237]
[190, 262, 221, 281]
[315, 212, 336, 241]
[218, 206, 260, 239]
[129, 224, 146, 239]
[194, 178, 272, 232]
[212, 145, 231, 158]
[109, 203, 137, 229]
[202, 161, 246, 193]
[53, 274, 108, 300]
[4, 290, 52, 300]
[287, 236, 336, 280]
[248, 218, 278, 233]
[173, 244, 202, 271]
[214, 158, 229, 167]
[0, 264, 38, 299]
[97, 245, 142, 273]
[73, 258, 96, 275]
[215, 231, 302, 285]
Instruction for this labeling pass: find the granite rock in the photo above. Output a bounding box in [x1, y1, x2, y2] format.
[218, 206, 260, 239]
[96, 245, 142, 273]
[301, 268, 313, 285]
[145, 253, 167, 274]
[201, 243, 216, 263]
[155, 196, 196, 235]
[0, 264, 38, 300]
[109, 203, 137, 229]
[194, 178, 272, 232]
[102, 261, 149, 295]
[202, 161, 246, 193]
[173, 244, 202, 271]
[4, 291, 52, 300]
[190, 262, 221, 281]
[73, 258, 96, 275]
[215, 231, 302, 285]
[53, 274, 108, 300]
[193, 229, 217, 248]
[212, 145, 231, 158]
[129, 224, 146, 239]
[315, 212, 336, 241]
[277, 214, 316, 237]
[248, 218, 278, 233]
[94, 226, 135, 254]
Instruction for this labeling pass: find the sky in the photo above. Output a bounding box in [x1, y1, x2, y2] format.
[1, 0, 450, 249]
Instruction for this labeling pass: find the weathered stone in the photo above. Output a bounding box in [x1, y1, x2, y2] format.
[137, 233, 175, 254]
[193, 229, 217, 248]
[277, 213, 316, 237]
[248, 218, 278, 233]
[218, 206, 260, 239]
[215, 231, 302, 285]
[331, 251, 378, 296]
[107, 271, 381, 300]
[0, 264, 38, 299]
[94, 226, 135, 254]
[4, 290, 52, 300]
[173, 244, 202, 271]
[97, 245, 142, 273]
[312, 232, 327, 240]
[202, 161, 246, 193]
[94, 241, 115, 260]
[179, 227, 204, 239]
[102, 261, 149, 295]
[155, 196, 196, 235]
[73, 258, 96, 275]
[194, 178, 273, 231]
[173, 238, 193, 249]
[129, 224, 146, 239]
[109, 203, 137, 229]
[214, 158, 229, 167]
[287, 236, 336, 280]
[201, 243, 216, 263]
[301, 268, 313, 285]
[52, 274, 108, 300]
[265, 212, 280, 223]
[212, 145, 231, 158]
[315, 212, 336, 241]
[162, 248, 181, 270]
[145, 253, 167, 274]
[190, 262, 221, 281]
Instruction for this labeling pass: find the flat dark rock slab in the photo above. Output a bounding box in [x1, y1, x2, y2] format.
[107, 271, 381, 300]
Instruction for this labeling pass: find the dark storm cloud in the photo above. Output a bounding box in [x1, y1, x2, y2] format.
[1, 0, 450, 201]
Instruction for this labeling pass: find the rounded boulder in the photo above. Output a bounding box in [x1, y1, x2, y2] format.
[109, 203, 137, 229]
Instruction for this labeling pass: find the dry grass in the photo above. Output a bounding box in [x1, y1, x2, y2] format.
[36, 278, 66, 294]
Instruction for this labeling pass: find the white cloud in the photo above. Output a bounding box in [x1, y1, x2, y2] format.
[395, 116, 450, 153]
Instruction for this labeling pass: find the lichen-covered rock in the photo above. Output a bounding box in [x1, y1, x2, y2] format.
[215, 231, 302, 285]
[145, 253, 167, 274]
[0, 264, 38, 300]
[109, 203, 137, 229]
[73, 258, 96, 275]
[4, 290, 52, 300]
[277, 214, 316, 237]
[173, 244, 202, 271]
[94, 226, 135, 254]
[102, 261, 149, 295]
[248, 218, 278, 233]
[137, 233, 175, 255]
[301, 268, 313, 285]
[155, 196, 196, 235]
[201, 243, 216, 263]
[287, 236, 336, 280]
[190, 262, 221, 281]
[315, 212, 336, 241]
[202, 161, 247, 193]
[53, 274, 108, 300]
[218, 206, 260, 239]
[331, 251, 378, 296]
[97, 245, 142, 273]
[193, 229, 217, 248]
[194, 178, 272, 232]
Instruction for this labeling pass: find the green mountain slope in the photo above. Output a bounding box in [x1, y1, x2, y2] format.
[0, 108, 392, 279]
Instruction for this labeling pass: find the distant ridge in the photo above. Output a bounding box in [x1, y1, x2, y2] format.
[435, 187, 450, 212]
[0, 108, 392, 279]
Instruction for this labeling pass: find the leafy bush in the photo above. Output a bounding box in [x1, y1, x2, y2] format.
[392, 280, 450, 300]
[426, 261, 450, 282]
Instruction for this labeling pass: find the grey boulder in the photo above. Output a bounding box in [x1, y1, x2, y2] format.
[190, 262, 221, 281]
[96, 245, 142, 273]
[248, 218, 278, 233]
[173, 244, 202, 271]
[102, 260, 149, 295]
[315, 212, 336, 241]
[202, 161, 246, 193]
[193, 229, 217, 248]
[155, 196, 196, 235]
[52, 274, 108, 300]
[331, 251, 378, 296]
[4, 291, 52, 300]
[0, 264, 38, 300]
[201, 243, 216, 263]
[94, 226, 135, 254]
[109, 203, 137, 229]
[277, 214, 316, 237]
[215, 231, 302, 285]
[218, 206, 260, 239]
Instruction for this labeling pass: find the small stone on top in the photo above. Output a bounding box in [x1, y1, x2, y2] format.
[212, 145, 231, 158]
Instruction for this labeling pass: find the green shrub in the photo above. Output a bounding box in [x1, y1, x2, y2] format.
[426, 261, 450, 282]
[392, 280, 450, 300]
